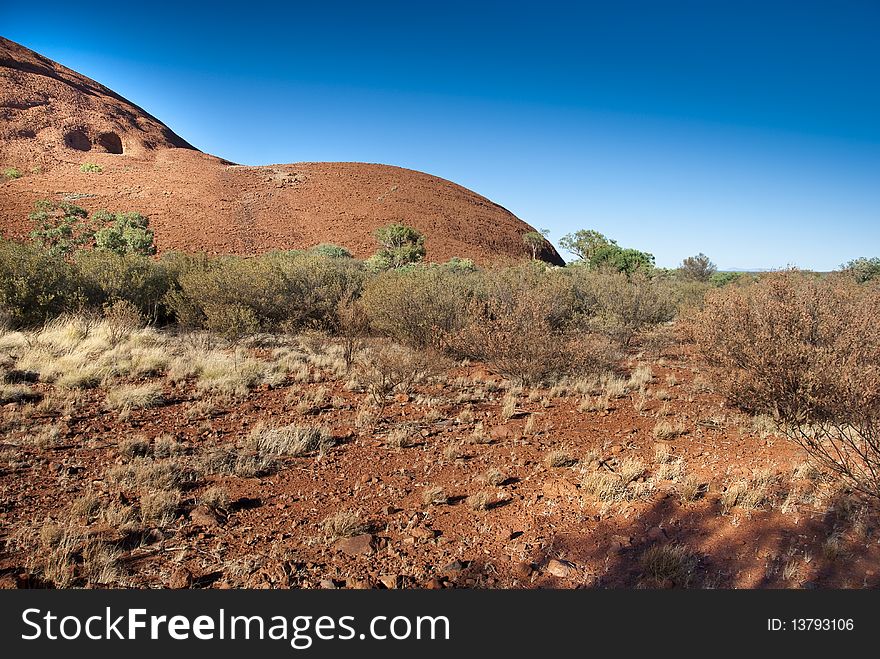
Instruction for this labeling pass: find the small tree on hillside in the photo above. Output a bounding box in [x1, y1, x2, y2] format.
[93, 211, 156, 256]
[29, 201, 155, 257]
[679, 253, 717, 282]
[372, 223, 426, 269]
[522, 229, 551, 260]
[28, 200, 94, 256]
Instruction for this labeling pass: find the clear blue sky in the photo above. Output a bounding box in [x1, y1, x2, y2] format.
[3, 0, 878, 269]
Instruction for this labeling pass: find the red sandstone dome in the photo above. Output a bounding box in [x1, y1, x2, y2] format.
[0, 36, 563, 265]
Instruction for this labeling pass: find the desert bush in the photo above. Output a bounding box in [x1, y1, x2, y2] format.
[567, 270, 675, 346]
[91, 211, 156, 256]
[310, 244, 353, 259]
[165, 251, 365, 337]
[0, 239, 86, 326]
[678, 253, 717, 282]
[693, 271, 880, 499]
[360, 267, 476, 349]
[76, 250, 173, 321]
[80, 162, 103, 173]
[355, 342, 437, 404]
[3, 167, 22, 179]
[839, 257, 880, 284]
[370, 223, 426, 270]
[449, 272, 614, 384]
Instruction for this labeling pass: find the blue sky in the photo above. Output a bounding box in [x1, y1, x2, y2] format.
[3, 0, 878, 269]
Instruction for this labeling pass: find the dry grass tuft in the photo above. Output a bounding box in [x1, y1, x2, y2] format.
[246, 423, 334, 457]
[323, 510, 369, 540]
[105, 383, 163, 414]
[641, 544, 699, 587]
[545, 450, 578, 468]
[422, 486, 448, 506]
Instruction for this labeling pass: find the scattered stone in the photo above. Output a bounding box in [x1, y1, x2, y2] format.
[410, 527, 439, 540]
[347, 578, 374, 589]
[542, 478, 578, 499]
[168, 567, 192, 589]
[378, 575, 399, 589]
[545, 559, 576, 579]
[442, 559, 466, 575]
[609, 535, 631, 552]
[189, 505, 220, 527]
[512, 561, 534, 580]
[319, 578, 338, 589]
[334, 534, 374, 556]
[424, 577, 444, 589]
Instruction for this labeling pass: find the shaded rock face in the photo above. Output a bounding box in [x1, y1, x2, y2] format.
[0, 37, 564, 266]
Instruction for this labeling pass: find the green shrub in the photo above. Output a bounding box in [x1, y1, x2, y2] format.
[310, 244, 352, 259]
[0, 239, 85, 326]
[371, 223, 426, 269]
[79, 163, 103, 173]
[76, 250, 174, 322]
[839, 257, 880, 284]
[361, 267, 477, 349]
[3, 167, 21, 180]
[566, 270, 675, 346]
[28, 202, 155, 257]
[165, 251, 365, 335]
[92, 211, 156, 256]
[28, 200, 94, 256]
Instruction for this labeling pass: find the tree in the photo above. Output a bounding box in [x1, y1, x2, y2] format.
[592, 245, 655, 275]
[93, 211, 156, 256]
[679, 253, 717, 282]
[372, 223, 426, 269]
[560, 228, 654, 275]
[28, 201, 155, 257]
[28, 200, 93, 256]
[310, 243, 353, 259]
[839, 257, 880, 283]
[559, 229, 615, 263]
[522, 229, 550, 260]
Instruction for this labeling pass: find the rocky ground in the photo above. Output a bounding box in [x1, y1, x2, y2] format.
[1, 318, 876, 589]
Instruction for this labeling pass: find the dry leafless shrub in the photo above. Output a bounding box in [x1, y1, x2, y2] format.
[448, 280, 617, 386]
[692, 271, 880, 500]
[356, 342, 437, 404]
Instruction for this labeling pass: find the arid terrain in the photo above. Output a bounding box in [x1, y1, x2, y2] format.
[0, 316, 876, 590]
[1, 37, 878, 591]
